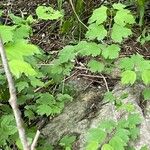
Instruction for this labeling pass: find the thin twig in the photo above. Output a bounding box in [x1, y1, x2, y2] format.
[0, 38, 30, 150]
[31, 130, 40, 150]
[69, 0, 88, 29]
[100, 74, 109, 92]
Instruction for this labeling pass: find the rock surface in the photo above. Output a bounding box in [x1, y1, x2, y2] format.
[41, 82, 150, 150]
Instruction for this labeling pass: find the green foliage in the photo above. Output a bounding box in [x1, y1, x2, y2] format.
[86, 113, 141, 150]
[59, 135, 76, 150]
[36, 93, 73, 116]
[120, 54, 150, 85]
[87, 59, 104, 73]
[36, 6, 63, 20]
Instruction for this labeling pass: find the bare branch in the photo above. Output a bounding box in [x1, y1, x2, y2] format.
[0, 38, 30, 150]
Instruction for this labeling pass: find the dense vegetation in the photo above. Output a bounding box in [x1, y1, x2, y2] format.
[0, 0, 150, 150]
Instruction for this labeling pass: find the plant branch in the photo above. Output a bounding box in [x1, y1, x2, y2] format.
[69, 0, 88, 29]
[31, 130, 40, 150]
[0, 38, 30, 150]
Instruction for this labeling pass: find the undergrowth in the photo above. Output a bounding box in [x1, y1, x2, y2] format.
[0, 2, 150, 150]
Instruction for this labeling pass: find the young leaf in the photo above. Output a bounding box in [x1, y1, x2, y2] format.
[121, 70, 136, 85]
[101, 144, 114, 150]
[113, 3, 126, 10]
[5, 40, 40, 61]
[114, 9, 135, 26]
[86, 141, 99, 150]
[111, 24, 132, 43]
[9, 60, 37, 78]
[0, 25, 15, 43]
[87, 60, 104, 73]
[36, 6, 62, 20]
[88, 6, 107, 24]
[141, 70, 150, 85]
[77, 41, 102, 57]
[102, 44, 120, 59]
[86, 23, 107, 41]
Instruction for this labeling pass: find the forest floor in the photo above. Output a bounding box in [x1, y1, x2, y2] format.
[1, 0, 150, 90]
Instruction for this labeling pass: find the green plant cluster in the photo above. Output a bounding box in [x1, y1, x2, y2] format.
[0, 1, 150, 150]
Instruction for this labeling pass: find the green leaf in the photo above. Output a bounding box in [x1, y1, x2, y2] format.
[115, 129, 130, 144]
[111, 24, 132, 43]
[113, 3, 126, 10]
[142, 70, 150, 85]
[101, 144, 114, 150]
[86, 141, 99, 150]
[114, 9, 135, 26]
[16, 81, 29, 92]
[98, 120, 116, 132]
[28, 76, 44, 87]
[0, 25, 15, 43]
[36, 6, 62, 20]
[13, 25, 31, 40]
[121, 70, 136, 85]
[86, 23, 107, 40]
[140, 145, 149, 150]
[128, 114, 141, 126]
[142, 88, 150, 100]
[109, 136, 125, 150]
[119, 57, 134, 70]
[88, 6, 107, 24]
[103, 92, 116, 103]
[87, 128, 106, 145]
[9, 60, 37, 78]
[6, 40, 40, 61]
[59, 135, 76, 147]
[77, 41, 102, 57]
[102, 44, 120, 59]
[87, 60, 104, 73]
[58, 45, 76, 63]
[9, 14, 26, 25]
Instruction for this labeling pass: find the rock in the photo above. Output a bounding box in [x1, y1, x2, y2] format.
[41, 83, 150, 150]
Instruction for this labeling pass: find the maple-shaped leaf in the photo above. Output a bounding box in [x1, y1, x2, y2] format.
[113, 3, 126, 10]
[114, 9, 135, 26]
[58, 45, 76, 63]
[87, 60, 104, 73]
[121, 70, 136, 85]
[0, 25, 15, 43]
[111, 23, 132, 43]
[88, 6, 107, 24]
[9, 60, 37, 78]
[102, 44, 120, 59]
[86, 23, 107, 41]
[142, 70, 150, 85]
[76, 41, 102, 57]
[5, 40, 40, 60]
[36, 6, 62, 20]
